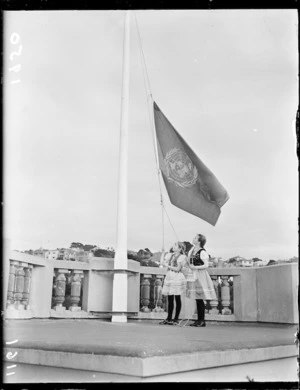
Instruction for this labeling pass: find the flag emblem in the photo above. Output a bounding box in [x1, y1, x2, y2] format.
[164, 148, 198, 188]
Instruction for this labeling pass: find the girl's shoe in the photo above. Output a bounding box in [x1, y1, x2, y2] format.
[159, 319, 172, 325]
[194, 321, 206, 327]
[189, 321, 199, 327]
[172, 319, 179, 325]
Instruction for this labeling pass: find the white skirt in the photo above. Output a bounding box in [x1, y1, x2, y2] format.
[186, 269, 217, 300]
[162, 270, 186, 296]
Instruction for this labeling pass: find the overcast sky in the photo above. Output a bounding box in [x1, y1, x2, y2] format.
[4, 10, 298, 260]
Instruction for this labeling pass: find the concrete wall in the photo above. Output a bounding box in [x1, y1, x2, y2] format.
[208, 268, 258, 322]
[29, 263, 53, 318]
[256, 263, 298, 324]
[4, 249, 298, 323]
[209, 264, 298, 324]
[83, 258, 140, 313]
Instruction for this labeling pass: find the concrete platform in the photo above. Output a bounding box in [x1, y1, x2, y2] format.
[3, 319, 298, 382]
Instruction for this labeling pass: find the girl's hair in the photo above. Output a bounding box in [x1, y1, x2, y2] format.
[169, 241, 186, 254]
[177, 241, 186, 254]
[196, 234, 206, 248]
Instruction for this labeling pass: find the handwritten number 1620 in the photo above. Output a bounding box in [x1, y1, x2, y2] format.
[9, 33, 22, 84]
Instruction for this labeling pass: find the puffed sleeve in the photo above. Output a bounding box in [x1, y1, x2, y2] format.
[178, 254, 187, 265]
[200, 250, 209, 261]
[199, 249, 209, 268]
[164, 253, 173, 261]
[179, 254, 189, 277]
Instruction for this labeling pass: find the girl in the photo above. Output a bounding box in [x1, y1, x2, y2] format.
[186, 234, 217, 327]
[159, 241, 187, 325]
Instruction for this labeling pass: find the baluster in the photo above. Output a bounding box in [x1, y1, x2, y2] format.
[140, 274, 151, 312]
[221, 276, 232, 315]
[14, 263, 26, 309]
[162, 293, 167, 313]
[53, 269, 69, 311]
[209, 275, 220, 315]
[153, 275, 164, 312]
[70, 270, 84, 311]
[21, 265, 33, 309]
[149, 276, 155, 311]
[6, 261, 19, 308]
[229, 277, 234, 313]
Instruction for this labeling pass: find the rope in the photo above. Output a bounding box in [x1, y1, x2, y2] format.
[134, 12, 152, 96]
[161, 201, 179, 242]
[134, 12, 180, 250]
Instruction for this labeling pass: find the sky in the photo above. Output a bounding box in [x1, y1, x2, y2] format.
[3, 10, 298, 260]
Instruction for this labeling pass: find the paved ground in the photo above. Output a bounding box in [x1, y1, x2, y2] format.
[3, 319, 298, 383]
[4, 318, 297, 357]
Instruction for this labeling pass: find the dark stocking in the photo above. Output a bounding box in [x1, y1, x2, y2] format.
[196, 299, 205, 322]
[167, 295, 174, 321]
[174, 295, 182, 320]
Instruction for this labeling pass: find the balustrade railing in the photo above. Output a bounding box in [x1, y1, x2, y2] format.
[205, 275, 234, 316]
[140, 273, 166, 313]
[139, 268, 235, 319]
[5, 257, 235, 320]
[6, 250, 296, 324]
[5, 254, 88, 319]
[6, 260, 33, 312]
[52, 268, 84, 313]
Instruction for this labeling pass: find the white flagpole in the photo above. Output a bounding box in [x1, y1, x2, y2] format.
[111, 10, 130, 323]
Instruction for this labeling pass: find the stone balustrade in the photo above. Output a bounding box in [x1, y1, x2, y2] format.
[138, 268, 235, 321]
[6, 260, 34, 316]
[140, 272, 166, 313]
[52, 268, 85, 314]
[3, 247, 298, 324]
[4, 250, 90, 319]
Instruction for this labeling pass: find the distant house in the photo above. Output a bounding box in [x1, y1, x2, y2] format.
[287, 256, 299, 263]
[210, 257, 225, 268]
[236, 258, 253, 267]
[63, 248, 77, 261]
[252, 258, 264, 267]
[33, 248, 47, 257]
[45, 250, 59, 260]
[229, 256, 253, 267]
[74, 249, 89, 262]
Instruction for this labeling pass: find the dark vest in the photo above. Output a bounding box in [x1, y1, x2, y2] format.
[190, 248, 205, 266]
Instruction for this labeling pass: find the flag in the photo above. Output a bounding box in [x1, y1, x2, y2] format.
[153, 102, 229, 226]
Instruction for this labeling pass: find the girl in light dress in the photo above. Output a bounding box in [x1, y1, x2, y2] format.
[159, 241, 187, 325]
[185, 233, 217, 327]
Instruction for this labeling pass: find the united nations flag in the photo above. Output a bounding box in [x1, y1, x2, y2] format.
[153, 102, 229, 226]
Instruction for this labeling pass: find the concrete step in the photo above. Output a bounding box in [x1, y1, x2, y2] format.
[3, 319, 298, 380]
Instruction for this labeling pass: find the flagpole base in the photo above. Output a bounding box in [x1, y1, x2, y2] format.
[111, 314, 127, 323]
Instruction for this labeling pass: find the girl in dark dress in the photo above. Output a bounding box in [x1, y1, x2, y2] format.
[186, 234, 217, 327]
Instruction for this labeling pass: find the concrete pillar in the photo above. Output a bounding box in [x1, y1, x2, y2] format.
[140, 274, 151, 312]
[209, 276, 219, 315]
[53, 269, 69, 311]
[70, 270, 83, 312]
[221, 276, 232, 315]
[152, 275, 164, 312]
[22, 265, 33, 309]
[14, 264, 26, 309]
[6, 260, 19, 308]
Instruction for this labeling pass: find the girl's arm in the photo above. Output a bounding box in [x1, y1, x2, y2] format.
[160, 251, 166, 264]
[186, 248, 193, 268]
[160, 252, 172, 267]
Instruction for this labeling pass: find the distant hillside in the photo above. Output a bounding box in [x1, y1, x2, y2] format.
[92, 247, 160, 266]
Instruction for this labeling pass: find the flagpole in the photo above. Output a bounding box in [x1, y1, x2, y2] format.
[111, 10, 130, 323]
